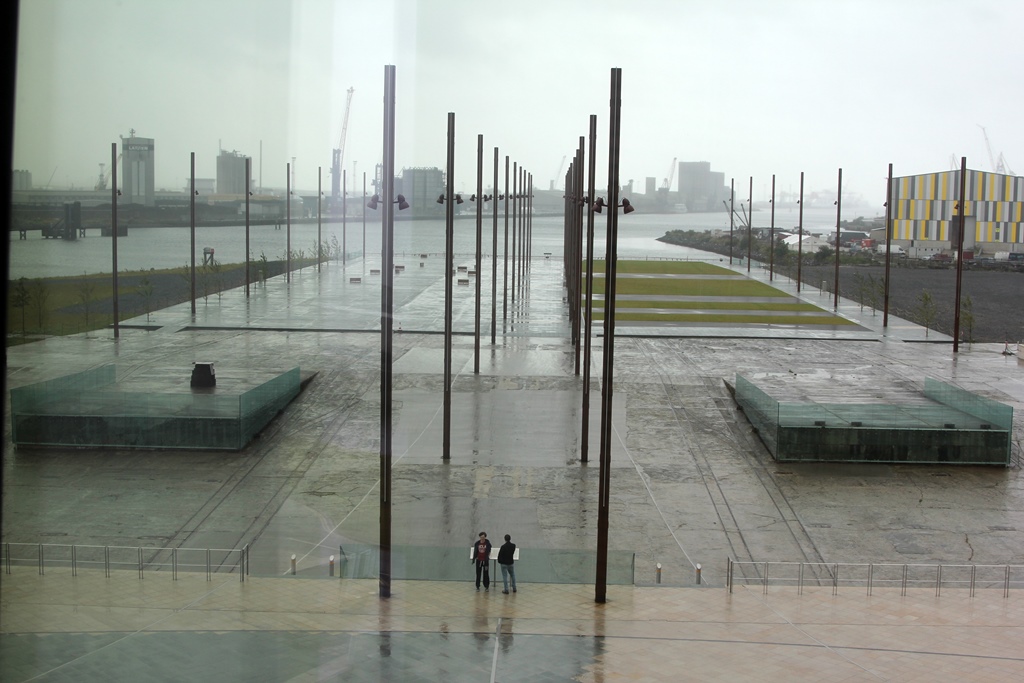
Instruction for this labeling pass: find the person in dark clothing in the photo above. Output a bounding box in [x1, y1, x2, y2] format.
[497, 534, 517, 594]
[472, 532, 492, 591]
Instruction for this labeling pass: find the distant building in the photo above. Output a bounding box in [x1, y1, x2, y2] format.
[677, 161, 729, 213]
[398, 167, 445, 215]
[645, 177, 657, 195]
[888, 169, 1024, 258]
[12, 169, 32, 191]
[217, 150, 248, 195]
[120, 131, 155, 206]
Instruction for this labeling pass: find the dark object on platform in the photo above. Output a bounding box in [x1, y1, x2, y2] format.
[191, 362, 216, 388]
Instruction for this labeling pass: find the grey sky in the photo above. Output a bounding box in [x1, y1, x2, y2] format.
[13, 0, 1024, 206]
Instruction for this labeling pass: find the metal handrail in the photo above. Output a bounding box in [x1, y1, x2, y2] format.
[726, 558, 1022, 597]
[2, 542, 245, 582]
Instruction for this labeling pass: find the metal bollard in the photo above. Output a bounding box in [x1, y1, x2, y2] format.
[329, 555, 335, 577]
[695, 563, 702, 585]
[656, 563, 662, 584]
[291, 554, 297, 575]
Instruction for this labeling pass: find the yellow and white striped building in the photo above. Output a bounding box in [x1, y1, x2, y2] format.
[890, 170, 1023, 255]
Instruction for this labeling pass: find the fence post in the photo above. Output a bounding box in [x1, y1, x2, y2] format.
[832, 564, 839, 596]
[1005, 565, 1011, 599]
[763, 561, 769, 594]
[4, 542, 9, 574]
[173, 548, 178, 581]
[105, 546, 110, 578]
[726, 558, 732, 593]
[138, 547, 144, 579]
[330, 555, 335, 578]
[239, 549, 245, 583]
[798, 562, 804, 595]
[970, 564, 976, 598]
[901, 564, 908, 596]
[291, 554, 297, 576]
[867, 563, 873, 596]
[206, 548, 212, 581]
[71, 545, 77, 577]
[695, 563, 702, 585]
[38, 543, 44, 575]
[655, 563, 661, 584]
[935, 564, 942, 597]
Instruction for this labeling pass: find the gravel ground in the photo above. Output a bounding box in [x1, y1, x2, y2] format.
[795, 263, 1024, 343]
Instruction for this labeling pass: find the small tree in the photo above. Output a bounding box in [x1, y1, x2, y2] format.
[137, 275, 154, 321]
[960, 295, 975, 344]
[814, 245, 833, 265]
[77, 272, 97, 327]
[852, 272, 866, 311]
[916, 290, 937, 336]
[866, 275, 884, 316]
[30, 280, 50, 332]
[11, 277, 30, 337]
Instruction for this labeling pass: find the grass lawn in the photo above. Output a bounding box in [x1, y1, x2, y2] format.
[583, 260, 856, 327]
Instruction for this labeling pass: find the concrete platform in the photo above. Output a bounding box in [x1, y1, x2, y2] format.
[3, 254, 1023, 680]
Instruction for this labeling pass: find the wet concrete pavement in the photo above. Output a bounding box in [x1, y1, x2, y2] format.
[3, 253, 1024, 680]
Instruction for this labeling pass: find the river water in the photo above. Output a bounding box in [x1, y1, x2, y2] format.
[7, 206, 847, 280]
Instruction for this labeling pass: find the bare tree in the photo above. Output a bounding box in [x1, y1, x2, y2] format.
[30, 280, 50, 332]
[916, 290, 937, 336]
[77, 272, 97, 327]
[11, 277, 30, 337]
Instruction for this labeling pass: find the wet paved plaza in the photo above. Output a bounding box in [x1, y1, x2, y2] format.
[3, 253, 1024, 680]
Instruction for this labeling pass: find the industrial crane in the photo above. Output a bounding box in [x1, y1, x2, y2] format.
[661, 157, 677, 191]
[331, 87, 355, 200]
[978, 124, 1014, 175]
[94, 153, 123, 191]
[551, 155, 567, 191]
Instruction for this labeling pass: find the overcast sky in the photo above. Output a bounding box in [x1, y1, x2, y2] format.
[13, 0, 1024, 206]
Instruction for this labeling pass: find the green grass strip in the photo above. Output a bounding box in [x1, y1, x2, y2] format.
[606, 300, 825, 312]
[586, 260, 732, 275]
[589, 277, 788, 297]
[590, 311, 858, 325]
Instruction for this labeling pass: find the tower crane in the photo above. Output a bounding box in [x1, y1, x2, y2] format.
[332, 87, 355, 200]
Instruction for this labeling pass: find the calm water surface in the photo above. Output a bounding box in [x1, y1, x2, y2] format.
[7, 206, 848, 280]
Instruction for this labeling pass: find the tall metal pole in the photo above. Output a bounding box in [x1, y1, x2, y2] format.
[245, 158, 251, 296]
[503, 156, 509, 324]
[190, 152, 196, 315]
[882, 164, 893, 326]
[111, 143, 120, 339]
[286, 162, 291, 282]
[769, 174, 776, 281]
[366, 171, 370, 259]
[834, 168, 842, 312]
[443, 112, 455, 461]
[491, 147, 499, 345]
[511, 162, 518, 303]
[953, 157, 968, 352]
[797, 172, 804, 292]
[474, 134, 483, 374]
[343, 169, 347, 264]
[317, 166, 322, 273]
[581, 114, 597, 465]
[746, 176, 753, 273]
[596, 67, 622, 605]
[379, 65, 397, 599]
[729, 178, 734, 266]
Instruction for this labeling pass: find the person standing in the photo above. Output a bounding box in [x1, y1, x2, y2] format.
[472, 532, 492, 591]
[497, 534, 517, 594]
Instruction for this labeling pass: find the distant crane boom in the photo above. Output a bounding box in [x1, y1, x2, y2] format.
[332, 87, 355, 199]
[661, 157, 677, 190]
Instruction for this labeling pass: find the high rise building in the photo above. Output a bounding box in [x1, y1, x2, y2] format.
[120, 131, 154, 206]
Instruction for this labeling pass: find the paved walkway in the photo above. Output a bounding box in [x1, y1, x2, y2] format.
[4, 253, 1023, 681]
[3, 570, 1022, 682]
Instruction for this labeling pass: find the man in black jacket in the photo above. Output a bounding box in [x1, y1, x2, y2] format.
[497, 534, 517, 594]
[473, 532, 492, 591]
